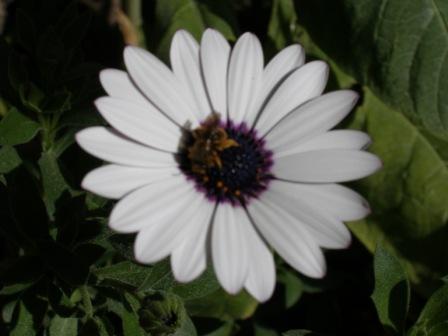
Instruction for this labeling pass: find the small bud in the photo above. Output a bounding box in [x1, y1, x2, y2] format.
[138, 292, 186, 336]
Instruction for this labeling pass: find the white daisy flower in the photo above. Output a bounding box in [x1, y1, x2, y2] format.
[76, 29, 381, 302]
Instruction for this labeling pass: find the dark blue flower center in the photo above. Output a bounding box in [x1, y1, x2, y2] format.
[178, 114, 273, 206]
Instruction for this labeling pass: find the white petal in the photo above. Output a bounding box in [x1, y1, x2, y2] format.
[255, 61, 329, 135]
[276, 130, 371, 158]
[171, 201, 215, 282]
[273, 149, 382, 183]
[94, 97, 181, 152]
[243, 218, 276, 302]
[171, 30, 211, 120]
[124, 46, 199, 127]
[212, 204, 248, 294]
[75, 127, 176, 168]
[265, 90, 359, 152]
[109, 175, 192, 233]
[99, 69, 149, 105]
[248, 198, 326, 278]
[227, 32, 264, 124]
[251, 45, 305, 123]
[271, 182, 370, 222]
[265, 180, 352, 249]
[81, 164, 179, 199]
[134, 188, 206, 264]
[200, 29, 231, 115]
[284, 130, 371, 155]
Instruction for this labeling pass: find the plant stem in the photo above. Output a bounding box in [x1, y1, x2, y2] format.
[80, 285, 94, 318]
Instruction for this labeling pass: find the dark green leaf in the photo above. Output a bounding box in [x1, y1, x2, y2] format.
[107, 294, 143, 334]
[428, 322, 448, 336]
[296, 0, 448, 151]
[53, 129, 76, 157]
[148, 0, 237, 61]
[204, 322, 234, 336]
[123, 296, 145, 336]
[410, 283, 448, 335]
[2, 300, 17, 323]
[254, 324, 279, 336]
[47, 283, 76, 317]
[43, 89, 72, 114]
[10, 301, 36, 336]
[278, 269, 303, 309]
[346, 88, 448, 290]
[172, 266, 220, 300]
[267, 0, 298, 52]
[19, 82, 46, 113]
[0, 108, 40, 146]
[0, 283, 33, 296]
[109, 234, 136, 260]
[49, 316, 78, 336]
[185, 288, 258, 320]
[138, 259, 175, 292]
[371, 245, 410, 335]
[175, 315, 197, 336]
[282, 331, 317, 336]
[94, 261, 151, 289]
[38, 151, 69, 218]
[0, 146, 22, 174]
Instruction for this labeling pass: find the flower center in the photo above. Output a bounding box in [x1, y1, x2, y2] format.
[178, 113, 273, 206]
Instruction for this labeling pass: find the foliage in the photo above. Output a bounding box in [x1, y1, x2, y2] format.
[0, 0, 447, 335]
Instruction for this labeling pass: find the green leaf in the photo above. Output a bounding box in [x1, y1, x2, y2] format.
[10, 301, 36, 336]
[94, 261, 151, 289]
[295, 0, 448, 150]
[410, 283, 448, 335]
[47, 283, 76, 317]
[0, 283, 34, 296]
[185, 288, 258, 320]
[109, 234, 136, 260]
[0, 108, 40, 145]
[278, 269, 303, 309]
[204, 322, 234, 336]
[371, 245, 410, 335]
[0, 146, 22, 174]
[147, 0, 237, 61]
[106, 297, 144, 336]
[49, 316, 78, 336]
[427, 322, 448, 336]
[138, 259, 175, 292]
[175, 315, 197, 336]
[346, 88, 448, 290]
[38, 151, 69, 218]
[282, 331, 317, 336]
[2, 301, 17, 323]
[172, 266, 220, 300]
[254, 324, 279, 336]
[267, 0, 298, 52]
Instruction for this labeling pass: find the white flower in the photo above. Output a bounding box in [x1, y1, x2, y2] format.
[76, 29, 381, 302]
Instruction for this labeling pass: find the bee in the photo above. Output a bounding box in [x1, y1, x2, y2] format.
[188, 113, 238, 174]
